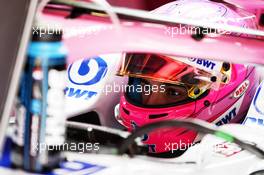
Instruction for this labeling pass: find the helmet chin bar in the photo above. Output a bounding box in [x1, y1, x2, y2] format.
[118, 119, 264, 159]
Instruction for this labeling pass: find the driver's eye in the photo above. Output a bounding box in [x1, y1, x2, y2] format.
[166, 88, 180, 96]
[141, 79, 150, 85]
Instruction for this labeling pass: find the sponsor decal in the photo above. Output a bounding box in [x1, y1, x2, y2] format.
[253, 84, 264, 115]
[234, 80, 250, 98]
[215, 108, 237, 126]
[49, 161, 106, 175]
[188, 58, 216, 70]
[68, 57, 108, 86]
[65, 87, 97, 100]
[214, 93, 244, 126]
[66, 57, 108, 100]
[243, 117, 264, 127]
[243, 82, 264, 127]
[214, 141, 243, 157]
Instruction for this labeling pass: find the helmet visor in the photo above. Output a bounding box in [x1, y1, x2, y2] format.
[125, 77, 192, 107]
[117, 53, 227, 99]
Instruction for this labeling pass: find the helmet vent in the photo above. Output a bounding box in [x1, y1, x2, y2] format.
[260, 13, 264, 26]
[122, 107, 130, 115]
[149, 113, 168, 119]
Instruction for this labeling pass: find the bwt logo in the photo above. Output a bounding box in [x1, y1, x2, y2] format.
[65, 87, 97, 100]
[68, 57, 108, 86]
[66, 57, 108, 100]
[215, 108, 237, 126]
[188, 58, 216, 70]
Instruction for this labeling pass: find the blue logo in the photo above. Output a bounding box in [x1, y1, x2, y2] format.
[243, 117, 264, 127]
[253, 85, 264, 115]
[65, 87, 97, 100]
[48, 161, 106, 175]
[189, 58, 216, 70]
[215, 108, 237, 126]
[68, 57, 108, 86]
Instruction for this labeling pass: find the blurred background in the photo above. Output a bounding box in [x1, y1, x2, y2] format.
[95, 0, 174, 10]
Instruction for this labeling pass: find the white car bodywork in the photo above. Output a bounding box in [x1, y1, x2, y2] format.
[65, 54, 127, 128]
[2, 82, 264, 175]
[1, 124, 264, 175]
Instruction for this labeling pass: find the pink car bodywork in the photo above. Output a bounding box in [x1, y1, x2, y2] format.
[41, 2, 264, 66]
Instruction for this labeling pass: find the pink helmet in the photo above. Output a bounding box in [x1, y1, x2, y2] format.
[115, 0, 260, 156]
